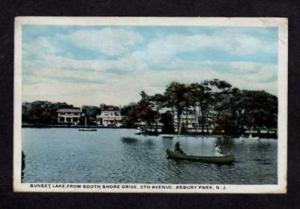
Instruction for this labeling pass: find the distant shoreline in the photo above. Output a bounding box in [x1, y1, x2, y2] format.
[22, 124, 277, 138]
[22, 124, 134, 129]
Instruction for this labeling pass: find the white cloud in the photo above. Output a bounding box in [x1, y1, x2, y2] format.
[23, 37, 58, 57]
[22, 58, 277, 106]
[124, 31, 276, 66]
[22, 27, 277, 106]
[61, 28, 143, 56]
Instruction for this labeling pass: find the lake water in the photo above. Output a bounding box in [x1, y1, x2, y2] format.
[22, 128, 277, 184]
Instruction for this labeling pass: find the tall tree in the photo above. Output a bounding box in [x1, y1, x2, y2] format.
[149, 93, 166, 130]
[164, 82, 186, 133]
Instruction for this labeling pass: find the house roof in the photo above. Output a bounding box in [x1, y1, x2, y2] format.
[101, 105, 119, 111]
[57, 108, 81, 113]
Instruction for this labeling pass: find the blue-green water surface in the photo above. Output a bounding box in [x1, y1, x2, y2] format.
[22, 128, 277, 184]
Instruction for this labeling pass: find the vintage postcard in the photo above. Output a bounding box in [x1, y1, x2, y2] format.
[14, 17, 287, 193]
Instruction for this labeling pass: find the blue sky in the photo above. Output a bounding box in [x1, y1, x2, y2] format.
[22, 25, 278, 106]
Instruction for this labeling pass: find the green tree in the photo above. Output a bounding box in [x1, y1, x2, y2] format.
[164, 82, 182, 132]
[149, 93, 167, 130]
[160, 111, 174, 133]
[122, 91, 157, 127]
[164, 82, 190, 133]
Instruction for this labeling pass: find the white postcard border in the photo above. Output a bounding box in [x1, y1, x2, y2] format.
[13, 17, 288, 193]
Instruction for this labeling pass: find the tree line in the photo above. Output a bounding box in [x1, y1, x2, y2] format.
[22, 79, 277, 135]
[22, 101, 101, 125]
[121, 79, 277, 135]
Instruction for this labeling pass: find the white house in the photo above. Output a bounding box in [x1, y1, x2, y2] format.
[173, 110, 198, 133]
[96, 106, 122, 127]
[57, 108, 81, 125]
[173, 108, 216, 133]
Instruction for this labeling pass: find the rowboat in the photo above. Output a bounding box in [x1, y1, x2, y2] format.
[161, 134, 174, 139]
[166, 149, 235, 164]
[78, 129, 97, 131]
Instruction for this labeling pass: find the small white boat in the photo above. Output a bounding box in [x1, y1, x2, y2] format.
[135, 129, 142, 135]
[248, 134, 259, 140]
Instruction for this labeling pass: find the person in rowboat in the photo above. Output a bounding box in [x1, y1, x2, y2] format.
[174, 142, 186, 155]
[214, 143, 223, 156]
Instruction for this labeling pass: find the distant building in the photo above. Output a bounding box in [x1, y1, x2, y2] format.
[173, 110, 198, 133]
[173, 108, 216, 133]
[57, 108, 81, 125]
[96, 105, 123, 127]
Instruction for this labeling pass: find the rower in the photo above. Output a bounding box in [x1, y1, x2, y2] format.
[214, 144, 223, 156]
[174, 142, 185, 155]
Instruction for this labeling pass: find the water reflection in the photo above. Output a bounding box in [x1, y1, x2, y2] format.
[144, 139, 155, 146]
[121, 137, 138, 144]
[216, 136, 235, 149]
[22, 128, 277, 184]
